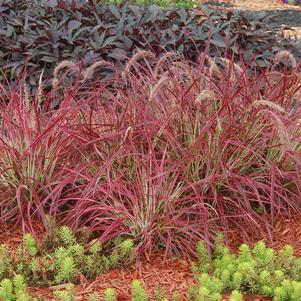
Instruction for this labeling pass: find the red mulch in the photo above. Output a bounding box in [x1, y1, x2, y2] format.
[2, 215, 301, 300]
[0, 221, 45, 248]
[227, 215, 301, 256]
[79, 254, 193, 301]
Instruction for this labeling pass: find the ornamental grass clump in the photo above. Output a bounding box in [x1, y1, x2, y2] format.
[1, 50, 301, 257]
[59, 51, 301, 256]
[0, 78, 82, 230]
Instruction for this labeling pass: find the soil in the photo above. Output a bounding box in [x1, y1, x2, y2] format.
[204, 0, 301, 39]
[2, 215, 301, 300]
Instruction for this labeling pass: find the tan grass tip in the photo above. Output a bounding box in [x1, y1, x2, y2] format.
[82, 60, 115, 81]
[53, 60, 78, 80]
[148, 75, 169, 102]
[195, 90, 216, 104]
[251, 99, 287, 114]
[124, 50, 156, 76]
[205, 56, 222, 78]
[154, 51, 181, 78]
[274, 50, 297, 68]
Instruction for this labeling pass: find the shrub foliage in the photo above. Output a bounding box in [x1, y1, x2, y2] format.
[0, 0, 297, 87]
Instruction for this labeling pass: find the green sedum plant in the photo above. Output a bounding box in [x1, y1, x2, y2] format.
[3, 230, 301, 301]
[229, 290, 243, 301]
[0, 244, 12, 279]
[87, 292, 100, 301]
[11, 234, 301, 301]
[56, 226, 77, 247]
[0, 226, 135, 288]
[132, 280, 148, 301]
[0, 279, 13, 301]
[23, 234, 38, 257]
[104, 288, 117, 301]
[0, 276, 79, 301]
[192, 236, 301, 301]
[0, 275, 35, 301]
[53, 284, 75, 301]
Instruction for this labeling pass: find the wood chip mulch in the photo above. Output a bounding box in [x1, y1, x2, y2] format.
[201, 0, 301, 40]
[25, 252, 194, 301]
[2, 214, 301, 300]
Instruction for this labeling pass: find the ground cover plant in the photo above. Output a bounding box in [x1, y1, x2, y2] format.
[0, 50, 301, 258]
[191, 235, 301, 301]
[0, 0, 298, 88]
[0, 223, 134, 287]
[2, 234, 301, 300]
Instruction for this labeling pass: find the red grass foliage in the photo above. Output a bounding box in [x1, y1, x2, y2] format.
[0, 51, 301, 257]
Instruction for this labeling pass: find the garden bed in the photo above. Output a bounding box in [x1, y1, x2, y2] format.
[2, 214, 301, 300]
[205, 0, 301, 40]
[1, 1, 301, 300]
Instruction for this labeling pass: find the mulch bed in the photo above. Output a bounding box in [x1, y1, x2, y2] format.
[205, 0, 301, 11]
[26, 251, 193, 301]
[2, 214, 301, 300]
[205, 0, 301, 40]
